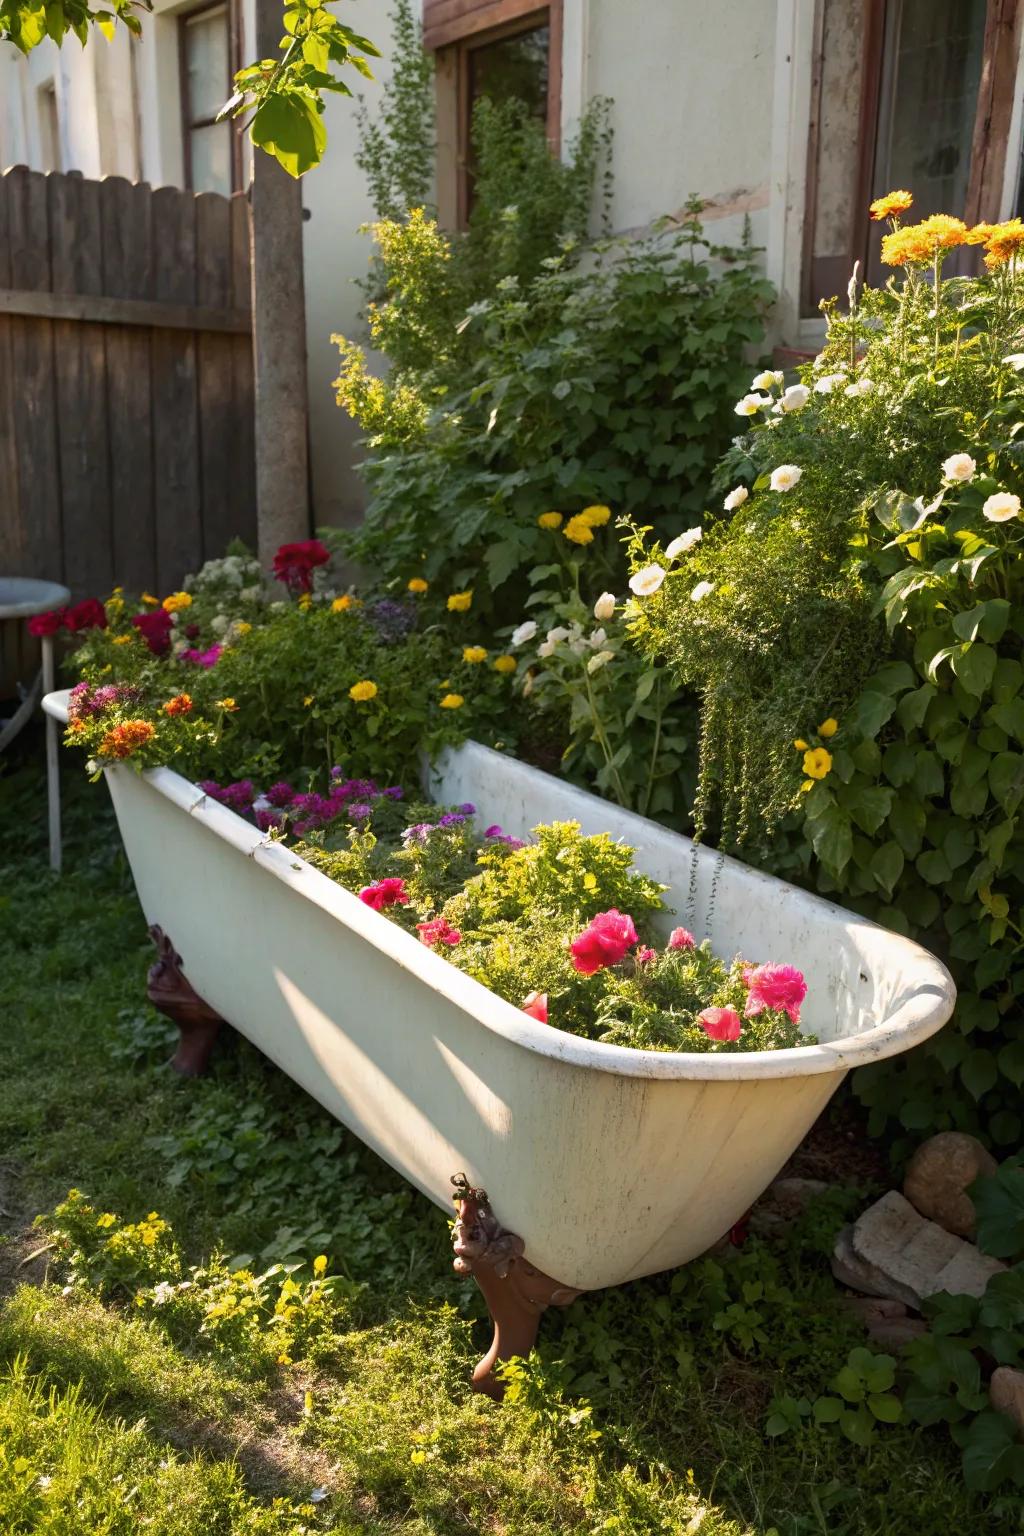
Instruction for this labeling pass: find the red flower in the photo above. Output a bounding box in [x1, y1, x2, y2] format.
[668, 927, 695, 950]
[569, 909, 639, 975]
[27, 608, 66, 636]
[743, 963, 807, 1024]
[63, 597, 107, 632]
[272, 539, 330, 593]
[417, 917, 462, 947]
[636, 947, 657, 965]
[696, 1006, 742, 1042]
[521, 991, 548, 1023]
[359, 877, 409, 911]
[131, 608, 174, 656]
[162, 693, 193, 717]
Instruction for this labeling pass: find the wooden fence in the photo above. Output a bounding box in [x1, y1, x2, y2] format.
[0, 167, 257, 600]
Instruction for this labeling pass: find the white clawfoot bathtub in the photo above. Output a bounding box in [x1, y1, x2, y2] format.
[45, 693, 955, 1298]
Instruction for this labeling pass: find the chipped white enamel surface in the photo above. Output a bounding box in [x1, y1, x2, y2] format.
[44, 694, 955, 1290]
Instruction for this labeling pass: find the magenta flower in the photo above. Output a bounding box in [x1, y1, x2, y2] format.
[359, 878, 409, 911]
[668, 927, 695, 950]
[265, 782, 296, 808]
[416, 917, 462, 947]
[636, 946, 657, 965]
[569, 909, 639, 976]
[181, 643, 223, 668]
[743, 963, 807, 1024]
[697, 1006, 742, 1042]
[521, 991, 548, 1023]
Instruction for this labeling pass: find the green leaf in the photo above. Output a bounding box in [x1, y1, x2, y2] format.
[250, 91, 327, 177]
[848, 690, 897, 739]
[870, 841, 904, 897]
[916, 848, 952, 885]
[840, 1407, 876, 1446]
[882, 742, 917, 786]
[868, 1392, 902, 1423]
[971, 1164, 1024, 1259]
[951, 642, 997, 698]
[960, 1049, 998, 1102]
[997, 1040, 1024, 1088]
[988, 698, 1024, 742]
[889, 796, 927, 857]
[897, 683, 937, 731]
[958, 1411, 1024, 1492]
[989, 753, 1024, 812]
[841, 784, 893, 835]
[812, 1396, 842, 1424]
[807, 804, 853, 875]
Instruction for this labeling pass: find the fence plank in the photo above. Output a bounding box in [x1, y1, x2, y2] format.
[228, 191, 257, 555]
[49, 172, 114, 598]
[101, 177, 157, 596]
[151, 184, 202, 592]
[195, 193, 236, 562]
[6, 168, 62, 582]
[0, 288, 250, 332]
[0, 168, 24, 576]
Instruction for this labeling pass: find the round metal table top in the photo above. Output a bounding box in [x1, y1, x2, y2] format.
[0, 578, 71, 620]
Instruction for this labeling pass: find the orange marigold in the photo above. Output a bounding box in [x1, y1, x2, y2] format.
[881, 214, 968, 267]
[869, 189, 913, 222]
[162, 693, 193, 717]
[99, 719, 157, 759]
[983, 219, 1024, 268]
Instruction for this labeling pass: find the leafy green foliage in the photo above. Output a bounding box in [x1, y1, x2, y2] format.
[767, 1346, 901, 1447]
[354, 0, 434, 222]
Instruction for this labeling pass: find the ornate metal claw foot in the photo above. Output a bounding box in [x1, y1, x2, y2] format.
[146, 925, 224, 1077]
[450, 1173, 582, 1400]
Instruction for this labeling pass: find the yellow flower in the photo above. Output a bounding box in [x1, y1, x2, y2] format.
[298, 592, 313, 611]
[581, 504, 611, 527]
[216, 697, 238, 712]
[537, 511, 563, 529]
[564, 515, 595, 545]
[303, 695, 314, 707]
[332, 595, 355, 612]
[447, 591, 473, 613]
[162, 591, 192, 613]
[800, 779, 815, 793]
[96, 1213, 117, 1229]
[869, 189, 912, 222]
[803, 747, 833, 780]
[881, 214, 968, 268]
[818, 717, 838, 738]
[440, 693, 465, 709]
[313, 1255, 327, 1277]
[111, 585, 123, 596]
[407, 577, 429, 593]
[462, 646, 487, 664]
[105, 596, 124, 618]
[277, 1353, 293, 1366]
[113, 634, 132, 645]
[493, 654, 517, 674]
[793, 738, 808, 751]
[141, 592, 159, 607]
[235, 621, 252, 635]
[350, 680, 378, 702]
[411, 1450, 427, 1465]
[981, 218, 1024, 269]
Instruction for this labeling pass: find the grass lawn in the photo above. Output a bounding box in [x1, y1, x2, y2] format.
[0, 731, 1002, 1534]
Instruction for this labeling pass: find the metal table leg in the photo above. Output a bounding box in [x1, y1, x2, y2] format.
[42, 635, 61, 872]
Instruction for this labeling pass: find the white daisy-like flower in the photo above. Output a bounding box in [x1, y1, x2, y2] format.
[545, 626, 570, 644]
[665, 527, 703, 560]
[628, 564, 667, 597]
[942, 453, 976, 484]
[723, 486, 748, 511]
[983, 492, 1021, 523]
[537, 638, 556, 659]
[734, 393, 772, 417]
[588, 628, 607, 649]
[593, 591, 616, 621]
[690, 581, 714, 602]
[587, 650, 615, 673]
[511, 620, 538, 647]
[751, 369, 783, 391]
[781, 383, 810, 412]
[770, 464, 802, 493]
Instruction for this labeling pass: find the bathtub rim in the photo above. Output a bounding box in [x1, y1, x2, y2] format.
[45, 689, 956, 1084]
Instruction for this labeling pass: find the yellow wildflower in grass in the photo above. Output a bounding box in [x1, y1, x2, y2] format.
[793, 738, 808, 751]
[96, 1213, 117, 1229]
[162, 591, 192, 613]
[216, 697, 238, 712]
[493, 654, 517, 674]
[818, 717, 838, 738]
[113, 634, 132, 645]
[349, 680, 378, 702]
[803, 747, 833, 780]
[440, 693, 465, 709]
[313, 1255, 328, 1277]
[332, 595, 355, 612]
[462, 646, 487, 664]
[538, 511, 563, 529]
[447, 591, 473, 613]
[303, 695, 315, 707]
[407, 577, 429, 593]
[581, 504, 611, 527]
[564, 514, 595, 545]
[869, 189, 913, 222]
[141, 592, 159, 606]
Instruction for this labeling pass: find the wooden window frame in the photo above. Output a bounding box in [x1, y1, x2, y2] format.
[801, 0, 1022, 316]
[427, 0, 563, 230]
[178, 0, 244, 195]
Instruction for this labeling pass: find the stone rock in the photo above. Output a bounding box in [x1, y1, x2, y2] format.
[991, 1368, 1024, 1435]
[749, 1176, 831, 1235]
[832, 1191, 1006, 1309]
[903, 1132, 998, 1240]
[864, 1315, 928, 1351]
[842, 1295, 909, 1324]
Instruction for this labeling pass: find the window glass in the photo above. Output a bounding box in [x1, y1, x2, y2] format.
[189, 122, 233, 196]
[185, 6, 230, 123]
[468, 24, 550, 123]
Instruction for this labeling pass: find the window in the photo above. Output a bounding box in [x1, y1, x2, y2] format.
[37, 82, 61, 173]
[425, 0, 563, 228]
[180, 1, 240, 195]
[802, 0, 1020, 314]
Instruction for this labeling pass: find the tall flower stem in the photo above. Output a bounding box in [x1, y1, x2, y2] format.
[583, 668, 628, 806]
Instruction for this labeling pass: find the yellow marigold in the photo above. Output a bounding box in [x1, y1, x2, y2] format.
[96, 1213, 117, 1229]
[869, 189, 912, 222]
[463, 645, 487, 664]
[447, 591, 473, 613]
[493, 654, 517, 674]
[440, 693, 465, 709]
[580, 504, 611, 527]
[983, 219, 1024, 268]
[141, 592, 159, 607]
[793, 738, 809, 751]
[112, 634, 132, 645]
[407, 577, 429, 593]
[234, 621, 252, 635]
[881, 215, 968, 267]
[99, 719, 156, 759]
[966, 222, 1000, 246]
[332, 595, 355, 612]
[216, 697, 238, 712]
[564, 514, 595, 545]
[818, 717, 838, 738]
[538, 512, 563, 529]
[803, 747, 833, 781]
[298, 592, 313, 611]
[162, 693, 193, 717]
[349, 680, 378, 702]
[162, 591, 192, 613]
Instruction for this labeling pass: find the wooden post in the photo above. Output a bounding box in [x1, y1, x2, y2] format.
[250, 0, 311, 563]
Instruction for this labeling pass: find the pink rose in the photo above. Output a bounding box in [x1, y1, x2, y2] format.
[417, 917, 461, 947]
[697, 1006, 742, 1042]
[668, 927, 695, 950]
[522, 991, 548, 1023]
[636, 947, 657, 965]
[743, 963, 807, 1024]
[569, 909, 639, 975]
[359, 878, 409, 911]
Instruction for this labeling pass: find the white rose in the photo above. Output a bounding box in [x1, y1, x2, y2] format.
[628, 564, 667, 597]
[690, 581, 714, 602]
[723, 486, 748, 511]
[546, 626, 570, 644]
[770, 464, 802, 493]
[511, 620, 538, 647]
[813, 372, 847, 394]
[1002, 354, 1024, 371]
[983, 492, 1022, 523]
[942, 453, 976, 484]
[734, 393, 772, 417]
[781, 383, 810, 413]
[844, 377, 875, 397]
[593, 591, 616, 621]
[751, 369, 783, 391]
[665, 527, 703, 560]
[587, 650, 615, 674]
[537, 639, 555, 659]
[588, 628, 607, 648]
